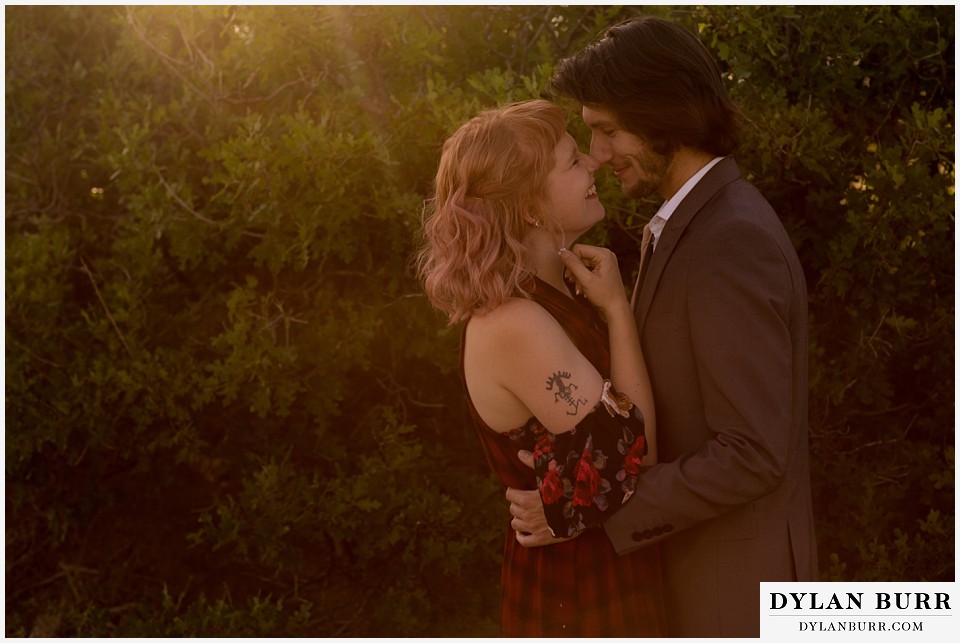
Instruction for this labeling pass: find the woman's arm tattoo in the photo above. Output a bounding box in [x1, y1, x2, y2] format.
[545, 371, 589, 415]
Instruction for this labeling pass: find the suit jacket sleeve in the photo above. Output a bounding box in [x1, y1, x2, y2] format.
[604, 215, 799, 553]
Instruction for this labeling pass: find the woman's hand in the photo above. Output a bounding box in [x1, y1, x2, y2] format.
[559, 244, 629, 315]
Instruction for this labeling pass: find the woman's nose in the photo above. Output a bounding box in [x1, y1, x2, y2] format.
[584, 153, 600, 174]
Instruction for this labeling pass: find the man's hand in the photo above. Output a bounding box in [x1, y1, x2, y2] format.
[505, 450, 580, 547]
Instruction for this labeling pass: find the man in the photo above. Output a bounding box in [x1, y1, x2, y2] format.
[506, 16, 818, 637]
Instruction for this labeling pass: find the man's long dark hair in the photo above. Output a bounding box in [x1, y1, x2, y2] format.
[551, 16, 741, 157]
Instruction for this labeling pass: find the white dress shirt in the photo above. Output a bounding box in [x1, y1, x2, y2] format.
[649, 156, 726, 249]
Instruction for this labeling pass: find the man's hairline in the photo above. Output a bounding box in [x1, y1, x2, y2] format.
[577, 101, 645, 139]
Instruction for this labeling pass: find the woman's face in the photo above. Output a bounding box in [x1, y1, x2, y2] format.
[541, 133, 604, 246]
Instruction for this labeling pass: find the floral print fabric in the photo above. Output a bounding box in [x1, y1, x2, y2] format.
[524, 380, 647, 538]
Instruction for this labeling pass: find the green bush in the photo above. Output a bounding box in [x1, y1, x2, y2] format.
[6, 5, 953, 636]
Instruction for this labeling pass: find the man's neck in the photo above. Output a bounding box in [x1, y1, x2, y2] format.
[659, 147, 717, 201]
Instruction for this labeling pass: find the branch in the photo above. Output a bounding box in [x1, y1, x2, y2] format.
[79, 257, 133, 357]
[220, 76, 307, 105]
[124, 8, 213, 102]
[156, 170, 219, 225]
[8, 336, 63, 370]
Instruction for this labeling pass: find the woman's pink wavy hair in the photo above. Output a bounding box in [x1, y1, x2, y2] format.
[417, 100, 566, 324]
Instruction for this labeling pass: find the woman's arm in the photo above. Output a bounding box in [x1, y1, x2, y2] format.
[560, 245, 657, 464]
[466, 298, 606, 435]
[467, 291, 652, 538]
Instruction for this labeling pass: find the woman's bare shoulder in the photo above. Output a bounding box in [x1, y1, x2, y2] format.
[468, 297, 559, 340]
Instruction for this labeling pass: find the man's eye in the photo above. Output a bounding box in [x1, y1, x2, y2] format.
[603, 129, 616, 137]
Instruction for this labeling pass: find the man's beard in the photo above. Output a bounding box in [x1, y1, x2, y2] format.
[623, 148, 672, 200]
[625, 174, 662, 200]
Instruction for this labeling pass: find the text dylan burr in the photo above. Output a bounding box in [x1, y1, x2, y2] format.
[770, 592, 951, 611]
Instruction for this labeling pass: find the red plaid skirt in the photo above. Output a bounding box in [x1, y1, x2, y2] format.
[498, 522, 666, 636]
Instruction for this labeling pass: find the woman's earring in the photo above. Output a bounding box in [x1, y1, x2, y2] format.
[533, 219, 543, 229]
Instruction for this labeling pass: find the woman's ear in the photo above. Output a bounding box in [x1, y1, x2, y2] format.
[525, 216, 543, 229]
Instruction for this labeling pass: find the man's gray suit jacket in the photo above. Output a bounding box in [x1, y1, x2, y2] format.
[603, 157, 819, 637]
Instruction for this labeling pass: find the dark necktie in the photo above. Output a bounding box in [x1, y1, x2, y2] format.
[641, 233, 655, 279]
[632, 231, 656, 314]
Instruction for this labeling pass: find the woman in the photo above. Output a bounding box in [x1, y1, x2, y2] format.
[417, 100, 665, 636]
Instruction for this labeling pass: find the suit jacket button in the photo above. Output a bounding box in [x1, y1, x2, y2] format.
[631, 531, 643, 541]
[664, 524, 674, 533]
[653, 526, 663, 535]
[642, 529, 654, 539]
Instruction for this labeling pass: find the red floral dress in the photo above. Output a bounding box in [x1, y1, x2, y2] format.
[461, 277, 666, 637]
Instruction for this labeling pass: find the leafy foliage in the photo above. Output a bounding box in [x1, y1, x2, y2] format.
[6, 5, 953, 636]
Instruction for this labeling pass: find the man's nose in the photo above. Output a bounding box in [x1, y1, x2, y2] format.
[589, 136, 611, 164]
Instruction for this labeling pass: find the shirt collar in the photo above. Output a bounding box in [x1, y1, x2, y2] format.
[650, 156, 726, 242]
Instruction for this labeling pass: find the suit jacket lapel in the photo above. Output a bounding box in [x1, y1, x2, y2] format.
[633, 157, 743, 325]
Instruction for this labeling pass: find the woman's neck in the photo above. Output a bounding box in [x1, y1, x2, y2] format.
[525, 231, 573, 296]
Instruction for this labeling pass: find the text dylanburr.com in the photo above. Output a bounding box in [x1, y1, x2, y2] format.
[761, 582, 955, 640]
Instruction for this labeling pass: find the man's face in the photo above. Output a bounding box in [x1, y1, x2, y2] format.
[581, 105, 672, 200]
